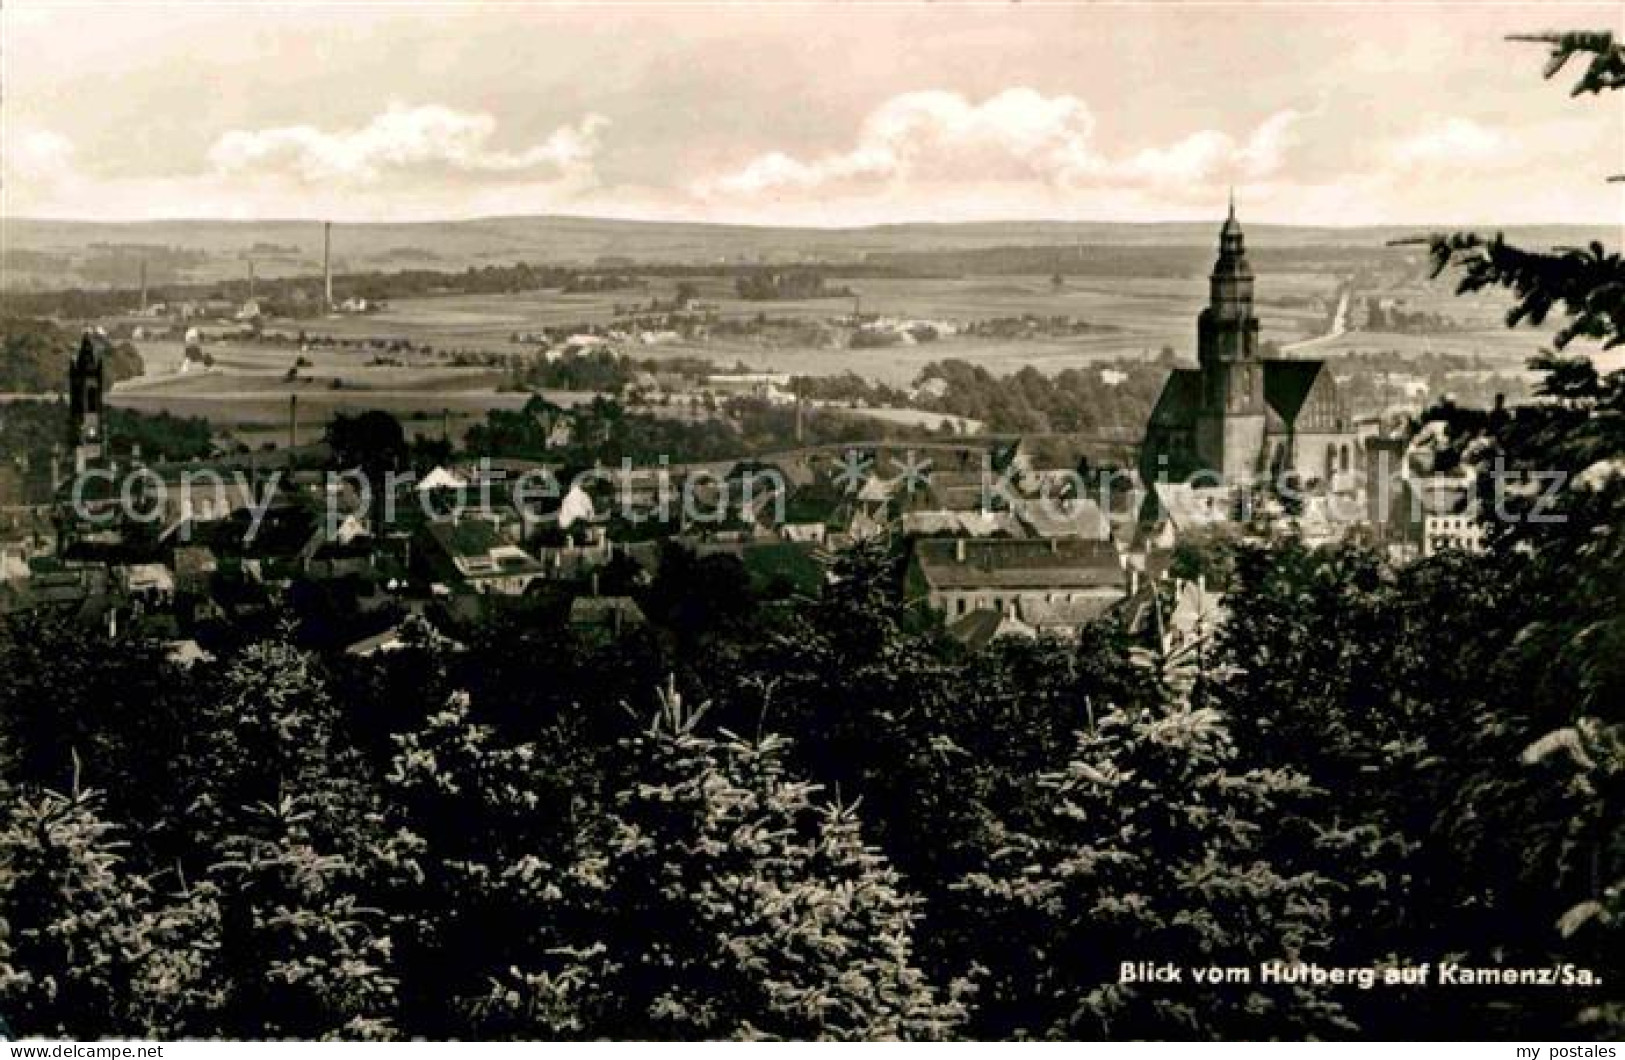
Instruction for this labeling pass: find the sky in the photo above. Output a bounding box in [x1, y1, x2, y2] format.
[3, 1, 1623, 227]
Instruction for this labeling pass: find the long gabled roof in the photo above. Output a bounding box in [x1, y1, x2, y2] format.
[1263, 360, 1330, 426]
[913, 537, 1122, 591]
[1145, 360, 1337, 433]
[1148, 368, 1202, 428]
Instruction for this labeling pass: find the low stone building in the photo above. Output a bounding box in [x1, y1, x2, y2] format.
[906, 537, 1126, 623]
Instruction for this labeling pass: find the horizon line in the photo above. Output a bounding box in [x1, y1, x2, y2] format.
[4, 210, 1620, 232]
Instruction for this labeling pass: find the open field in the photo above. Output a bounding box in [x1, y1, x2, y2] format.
[108, 336, 598, 446]
[670, 337, 1136, 388]
[107, 339, 531, 440]
[107, 388, 604, 452]
[291, 270, 1344, 386]
[1310, 329, 1561, 363]
[123, 339, 462, 378]
[116, 361, 509, 397]
[288, 270, 1566, 386]
[324, 271, 1335, 336]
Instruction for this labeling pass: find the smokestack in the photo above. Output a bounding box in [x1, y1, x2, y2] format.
[248, 258, 256, 302]
[288, 393, 299, 454]
[139, 260, 148, 313]
[323, 222, 333, 310]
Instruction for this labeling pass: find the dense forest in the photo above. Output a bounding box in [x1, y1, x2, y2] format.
[0, 318, 144, 393]
[914, 357, 1165, 437]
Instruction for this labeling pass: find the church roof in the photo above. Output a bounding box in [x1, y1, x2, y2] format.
[1145, 360, 1336, 434]
[1148, 368, 1202, 427]
[1263, 360, 1331, 425]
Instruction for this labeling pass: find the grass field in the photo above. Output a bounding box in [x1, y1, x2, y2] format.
[108, 334, 597, 449]
[110, 338, 530, 436]
[286, 271, 1344, 387]
[1310, 327, 1573, 364]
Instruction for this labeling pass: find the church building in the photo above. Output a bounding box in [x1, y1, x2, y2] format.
[1140, 205, 1356, 487]
[69, 330, 109, 474]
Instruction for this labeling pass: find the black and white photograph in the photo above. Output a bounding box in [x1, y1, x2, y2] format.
[0, 0, 1621, 1045]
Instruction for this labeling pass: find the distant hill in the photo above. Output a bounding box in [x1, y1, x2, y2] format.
[3, 214, 1615, 290]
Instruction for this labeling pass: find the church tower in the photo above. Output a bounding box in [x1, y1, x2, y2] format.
[1194, 198, 1266, 482]
[68, 331, 107, 473]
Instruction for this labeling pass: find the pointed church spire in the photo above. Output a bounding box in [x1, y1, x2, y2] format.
[1207, 199, 1255, 333]
[1218, 191, 1245, 251]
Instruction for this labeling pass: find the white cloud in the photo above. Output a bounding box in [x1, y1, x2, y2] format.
[2, 108, 612, 221]
[698, 88, 1104, 197]
[4, 127, 77, 181]
[697, 88, 1303, 200]
[207, 104, 608, 185]
[1390, 117, 1515, 168]
[1120, 110, 1303, 186]
[0, 98, 1597, 227]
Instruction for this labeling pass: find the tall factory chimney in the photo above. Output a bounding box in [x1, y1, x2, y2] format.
[323, 221, 333, 310]
[288, 393, 299, 453]
[248, 258, 256, 302]
[138, 259, 148, 313]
